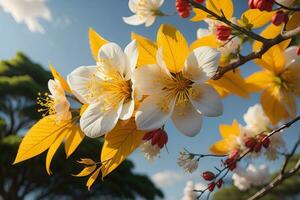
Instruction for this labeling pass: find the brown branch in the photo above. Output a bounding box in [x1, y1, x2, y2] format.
[274, 1, 300, 11]
[212, 27, 300, 80]
[190, 1, 267, 42]
[247, 139, 300, 200]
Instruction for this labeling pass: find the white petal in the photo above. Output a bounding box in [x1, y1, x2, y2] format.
[98, 42, 127, 77]
[119, 99, 135, 120]
[133, 64, 170, 95]
[135, 93, 175, 131]
[152, 0, 164, 7]
[171, 102, 203, 137]
[145, 16, 156, 27]
[156, 48, 172, 77]
[285, 46, 300, 69]
[80, 102, 123, 138]
[189, 83, 223, 117]
[48, 79, 64, 98]
[197, 28, 210, 39]
[67, 66, 98, 104]
[183, 46, 220, 83]
[124, 40, 138, 79]
[123, 15, 147, 26]
[128, 0, 138, 12]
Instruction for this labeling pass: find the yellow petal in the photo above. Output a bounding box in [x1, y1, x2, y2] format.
[13, 116, 70, 164]
[49, 64, 72, 94]
[190, 8, 208, 22]
[64, 124, 85, 158]
[157, 24, 189, 73]
[190, 35, 219, 50]
[208, 69, 249, 98]
[207, 0, 234, 19]
[101, 119, 144, 178]
[240, 9, 275, 29]
[261, 87, 289, 125]
[220, 119, 240, 139]
[74, 165, 96, 177]
[210, 139, 232, 155]
[77, 158, 96, 166]
[256, 45, 285, 74]
[46, 130, 68, 175]
[246, 70, 274, 92]
[89, 27, 108, 61]
[131, 32, 157, 66]
[87, 167, 101, 191]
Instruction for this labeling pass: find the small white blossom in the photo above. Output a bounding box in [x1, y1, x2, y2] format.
[140, 141, 161, 160]
[181, 181, 205, 200]
[177, 153, 199, 173]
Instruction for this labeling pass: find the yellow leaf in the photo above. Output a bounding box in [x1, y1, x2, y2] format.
[101, 119, 144, 178]
[286, 12, 300, 31]
[74, 165, 97, 177]
[208, 70, 249, 98]
[64, 124, 85, 158]
[89, 27, 108, 61]
[190, 8, 208, 22]
[219, 120, 240, 139]
[131, 32, 157, 66]
[207, 0, 234, 19]
[14, 116, 70, 164]
[246, 70, 274, 92]
[190, 35, 219, 50]
[49, 64, 72, 94]
[87, 168, 101, 191]
[261, 87, 289, 125]
[241, 9, 274, 29]
[157, 24, 189, 73]
[210, 140, 232, 155]
[46, 130, 68, 175]
[78, 158, 96, 166]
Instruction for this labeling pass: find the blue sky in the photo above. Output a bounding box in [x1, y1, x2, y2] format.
[1, 0, 299, 199]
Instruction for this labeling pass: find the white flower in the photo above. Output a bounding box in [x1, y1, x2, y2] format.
[134, 47, 223, 137]
[177, 153, 199, 173]
[232, 164, 270, 191]
[123, 0, 164, 27]
[38, 79, 71, 123]
[67, 41, 138, 138]
[243, 104, 271, 135]
[140, 141, 161, 160]
[181, 181, 205, 200]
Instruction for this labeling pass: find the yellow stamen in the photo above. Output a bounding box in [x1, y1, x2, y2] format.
[37, 92, 56, 117]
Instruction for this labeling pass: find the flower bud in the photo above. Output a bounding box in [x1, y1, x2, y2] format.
[254, 142, 262, 152]
[215, 25, 232, 41]
[194, 0, 205, 3]
[229, 149, 240, 160]
[261, 136, 270, 148]
[216, 179, 223, 188]
[244, 137, 257, 150]
[176, 0, 191, 18]
[147, 129, 168, 148]
[297, 46, 300, 56]
[228, 161, 237, 171]
[202, 171, 215, 181]
[272, 10, 289, 26]
[249, 0, 274, 11]
[208, 182, 216, 192]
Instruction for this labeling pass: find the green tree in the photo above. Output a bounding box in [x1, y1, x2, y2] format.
[213, 156, 300, 200]
[0, 53, 163, 200]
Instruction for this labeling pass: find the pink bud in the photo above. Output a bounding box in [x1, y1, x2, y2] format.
[216, 179, 223, 188]
[208, 182, 216, 192]
[254, 142, 262, 152]
[202, 171, 215, 181]
[148, 129, 168, 148]
[297, 46, 300, 56]
[249, 0, 274, 11]
[261, 136, 270, 148]
[244, 137, 257, 150]
[272, 10, 289, 26]
[215, 25, 231, 41]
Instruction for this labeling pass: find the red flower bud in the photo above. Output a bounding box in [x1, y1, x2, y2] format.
[297, 46, 300, 56]
[176, 0, 191, 18]
[215, 25, 232, 41]
[216, 179, 223, 188]
[194, 0, 205, 3]
[254, 142, 262, 152]
[272, 10, 289, 26]
[261, 136, 270, 148]
[208, 182, 216, 192]
[249, 0, 274, 11]
[143, 129, 168, 149]
[228, 161, 237, 171]
[202, 171, 215, 181]
[244, 137, 257, 150]
[229, 149, 240, 160]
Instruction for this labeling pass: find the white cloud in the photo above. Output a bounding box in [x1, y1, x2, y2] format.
[152, 170, 185, 188]
[181, 181, 206, 200]
[0, 0, 52, 33]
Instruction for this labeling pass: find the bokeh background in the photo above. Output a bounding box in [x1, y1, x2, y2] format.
[0, 0, 299, 199]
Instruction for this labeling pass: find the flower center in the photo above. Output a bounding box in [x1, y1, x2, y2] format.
[136, 0, 156, 17]
[162, 73, 194, 107]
